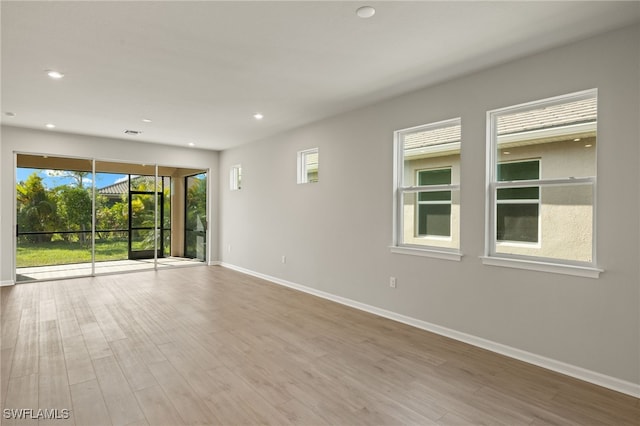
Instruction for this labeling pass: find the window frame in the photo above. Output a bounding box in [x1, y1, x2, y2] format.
[484, 89, 600, 276]
[392, 118, 462, 260]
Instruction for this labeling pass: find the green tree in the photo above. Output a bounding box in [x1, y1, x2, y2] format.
[54, 186, 92, 243]
[16, 173, 57, 242]
[96, 194, 128, 239]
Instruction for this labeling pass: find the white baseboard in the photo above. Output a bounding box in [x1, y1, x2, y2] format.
[0, 280, 15, 287]
[220, 262, 640, 398]
[208, 260, 221, 266]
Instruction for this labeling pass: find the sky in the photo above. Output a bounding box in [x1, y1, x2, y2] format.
[16, 168, 127, 189]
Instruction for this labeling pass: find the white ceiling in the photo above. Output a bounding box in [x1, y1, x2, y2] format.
[2, 1, 639, 151]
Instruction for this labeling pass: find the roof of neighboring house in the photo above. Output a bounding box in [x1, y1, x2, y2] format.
[404, 96, 597, 152]
[98, 180, 129, 196]
[497, 97, 597, 136]
[404, 124, 460, 151]
[97, 175, 159, 196]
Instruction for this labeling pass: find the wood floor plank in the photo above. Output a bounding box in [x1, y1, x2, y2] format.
[133, 385, 184, 426]
[80, 322, 112, 360]
[108, 338, 158, 392]
[146, 360, 216, 425]
[61, 334, 96, 386]
[38, 320, 66, 376]
[38, 374, 74, 426]
[3, 374, 38, 426]
[1, 266, 638, 426]
[9, 309, 39, 378]
[68, 379, 110, 426]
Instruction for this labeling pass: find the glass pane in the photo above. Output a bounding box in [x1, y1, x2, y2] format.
[419, 191, 451, 202]
[402, 121, 460, 187]
[185, 173, 207, 261]
[304, 151, 319, 183]
[418, 168, 451, 186]
[16, 157, 94, 281]
[16, 232, 93, 281]
[163, 232, 171, 257]
[496, 184, 593, 263]
[497, 187, 539, 200]
[497, 204, 539, 242]
[131, 229, 157, 251]
[131, 193, 158, 228]
[163, 177, 171, 230]
[401, 190, 459, 249]
[94, 231, 128, 262]
[96, 172, 128, 231]
[130, 175, 158, 191]
[497, 161, 539, 181]
[496, 96, 596, 179]
[418, 204, 451, 237]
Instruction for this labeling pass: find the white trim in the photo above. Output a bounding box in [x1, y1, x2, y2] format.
[219, 262, 637, 397]
[481, 256, 602, 278]
[1, 280, 16, 287]
[390, 245, 461, 261]
[208, 260, 221, 266]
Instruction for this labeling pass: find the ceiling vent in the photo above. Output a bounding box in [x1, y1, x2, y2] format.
[124, 129, 142, 135]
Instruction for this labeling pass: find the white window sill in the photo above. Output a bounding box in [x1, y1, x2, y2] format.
[481, 256, 603, 278]
[390, 246, 462, 261]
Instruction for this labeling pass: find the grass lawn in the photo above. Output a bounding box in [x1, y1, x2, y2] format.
[17, 239, 129, 267]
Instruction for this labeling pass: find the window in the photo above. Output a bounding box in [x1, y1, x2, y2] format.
[297, 148, 318, 184]
[486, 89, 597, 268]
[230, 165, 242, 190]
[393, 118, 461, 255]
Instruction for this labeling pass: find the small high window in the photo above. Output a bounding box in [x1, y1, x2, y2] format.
[297, 148, 318, 184]
[230, 165, 242, 191]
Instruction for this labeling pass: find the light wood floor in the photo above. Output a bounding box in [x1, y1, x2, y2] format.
[1, 266, 638, 425]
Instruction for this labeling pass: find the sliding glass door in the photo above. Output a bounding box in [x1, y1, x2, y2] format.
[15, 153, 208, 282]
[184, 173, 207, 261]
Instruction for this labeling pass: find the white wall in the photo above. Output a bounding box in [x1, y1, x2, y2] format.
[219, 25, 640, 389]
[0, 126, 220, 282]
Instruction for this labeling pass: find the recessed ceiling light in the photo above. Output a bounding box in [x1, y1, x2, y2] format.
[356, 6, 376, 18]
[45, 123, 56, 129]
[188, 142, 195, 147]
[584, 144, 593, 148]
[573, 138, 581, 142]
[46, 70, 64, 79]
[4, 112, 16, 117]
[253, 113, 264, 120]
[142, 118, 152, 123]
[503, 151, 511, 155]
